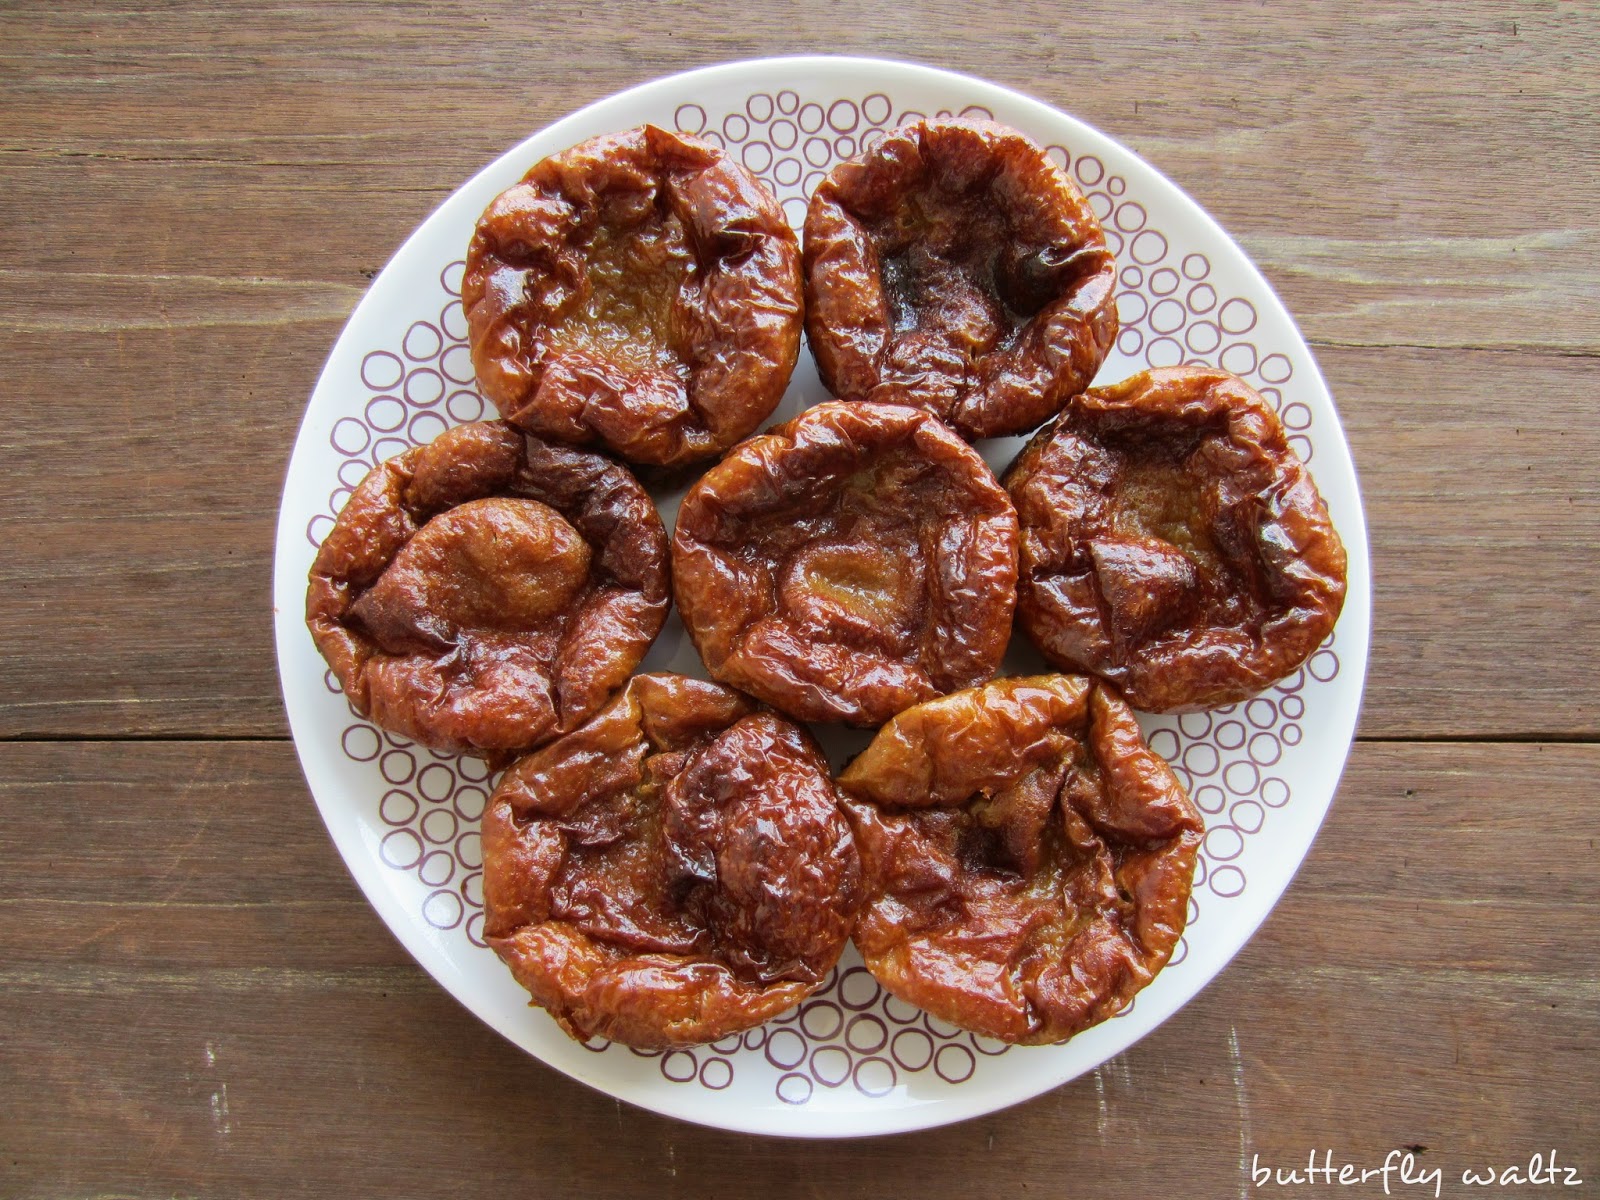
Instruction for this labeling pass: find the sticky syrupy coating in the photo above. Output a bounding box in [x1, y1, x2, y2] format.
[672, 400, 1019, 728]
[1005, 367, 1348, 711]
[306, 421, 669, 757]
[462, 125, 804, 468]
[483, 673, 862, 1048]
[803, 117, 1118, 441]
[838, 675, 1202, 1045]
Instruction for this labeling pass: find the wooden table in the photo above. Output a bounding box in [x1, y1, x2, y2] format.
[4, 3, 1597, 1195]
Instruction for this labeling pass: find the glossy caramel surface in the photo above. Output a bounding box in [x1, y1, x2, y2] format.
[484, 673, 861, 1048]
[672, 400, 1019, 727]
[464, 125, 803, 467]
[1007, 368, 1348, 710]
[839, 675, 1202, 1044]
[804, 118, 1118, 440]
[306, 421, 669, 755]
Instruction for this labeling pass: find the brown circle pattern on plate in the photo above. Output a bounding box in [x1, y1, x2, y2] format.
[309, 85, 1343, 1104]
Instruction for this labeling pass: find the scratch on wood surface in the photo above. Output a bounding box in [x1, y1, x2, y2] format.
[1229, 1025, 1253, 1200]
[1302, 290, 1600, 329]
[0, 267, 359, 290]
[1092, 1066, 1109, 1140]
[0, 694, 270, 711]
[1127, 125, 1290, 158]
[205, 1041, 232, 1139]
[1, 127, 390, 147]
[134, 1108, 184, 1183]
[1107, 1054, 1133, 1090]
[1239, 229, 1600, 350]
[1251, 1050, 1296, 1102]
[48, 752, 219, 951]
[7, 309, 356, 333]
[1, 964, 424, 995]
[209, 1082, 231, 1138]
[0, 558, 265, 585]
[0, 143, 396, 167]
[0, 896, 317, 914]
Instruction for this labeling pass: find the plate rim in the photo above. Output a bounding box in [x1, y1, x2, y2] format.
[271, 52, 1372, 1139]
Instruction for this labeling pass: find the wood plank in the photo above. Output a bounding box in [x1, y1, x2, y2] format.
[2, 740, 1596, 1196]
[0, 3, 1595, 352]
[1333, 344, 1600, 738]
[3, 336, 1594, 739]
[0, 315, 326, 739]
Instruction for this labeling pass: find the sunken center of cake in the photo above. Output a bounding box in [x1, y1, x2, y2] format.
[879, 189, 1014, 350]
[1110, 454, 1224, 577]
[545, 204, 694, 375]
[782, 538, 925, 652]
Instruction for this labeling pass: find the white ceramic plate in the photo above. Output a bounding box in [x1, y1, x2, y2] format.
[273, 56, 1371, 1138]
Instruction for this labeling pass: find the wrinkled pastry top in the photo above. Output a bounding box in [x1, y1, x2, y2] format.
[1007, 367, 1347, 711]
[464, 125, 803, 467]
[306, 420, 669, 756]
[672, 400, 1019, 727]
[839, 675, 1203, 1045]
[484, 673, 861, 1048]
[805, 117, 1118, 440]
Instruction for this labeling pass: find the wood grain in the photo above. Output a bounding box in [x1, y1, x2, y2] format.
[4, 5, 1596, 354]
[3, 335, 1594, 739]
[3, 740, 1595, 1196]
[2, 2, 1597, 1194]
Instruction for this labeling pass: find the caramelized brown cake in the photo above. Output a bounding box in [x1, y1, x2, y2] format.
[803, 117, 1118, 440]
[306, 421, 669, 757]
[838, 675, 1202, 1045]
[672, 400, 1019, 727]
[463, 125, 803, 468]
[483, 673, 861, 1048]
[1006, 367, 1347, 711]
